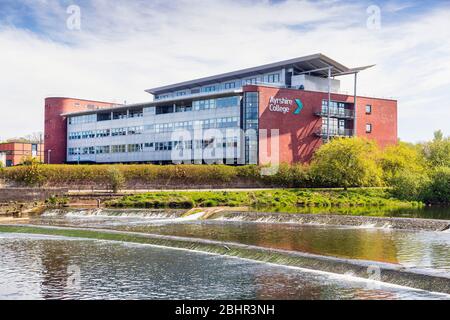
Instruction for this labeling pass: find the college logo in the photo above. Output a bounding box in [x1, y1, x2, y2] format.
[269, 97, 303, 115]
[294, 99, 303, 115]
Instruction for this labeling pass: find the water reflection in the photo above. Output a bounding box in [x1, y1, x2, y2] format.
[17, 210, 450, 276]
[0, 234, 447, 300]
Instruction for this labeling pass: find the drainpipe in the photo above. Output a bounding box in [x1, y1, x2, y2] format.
[353, 72, 358, 137]
[326, 67, 332, 142]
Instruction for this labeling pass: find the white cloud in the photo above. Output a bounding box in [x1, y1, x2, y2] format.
[0, 0, 449, 142]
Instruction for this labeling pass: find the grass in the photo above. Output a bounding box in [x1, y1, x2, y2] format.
[104, 188, 423, 212]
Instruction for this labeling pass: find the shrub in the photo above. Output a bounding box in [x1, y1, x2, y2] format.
[389, 169, 430, 201]
[422, 130, 450, 168]
[379, 142, 426, 184]
[422, 167, 450, 204]
[310, 137, 383, 188]
[11, 156, 45, 187]
[107, 167, 125, 193]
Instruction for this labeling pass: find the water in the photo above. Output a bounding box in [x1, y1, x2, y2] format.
[20, 209, 450, 277]
[0, 233, 447, 300]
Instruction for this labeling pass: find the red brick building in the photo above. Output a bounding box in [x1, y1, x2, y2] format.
[44, 97, 118, 164]
[0, 142, 44, 166]
[44, 54, 397, 165]
[252, 85, 397, 164]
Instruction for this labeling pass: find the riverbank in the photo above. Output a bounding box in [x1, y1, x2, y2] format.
[104, 188, 423, 211]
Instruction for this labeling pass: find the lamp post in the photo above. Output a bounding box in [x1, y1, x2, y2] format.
[47, 149, 52, 164]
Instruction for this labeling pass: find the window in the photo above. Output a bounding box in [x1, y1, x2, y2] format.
[267, 73, 280, 83]
[224, 82, 236, 89]
[128, 144, 143, 153]
[129, 109, 143, 118]
[203, 86, 216, 92]
[144, 106, 155, 115]
[81, 147, 95, 155]
[175, 105, 192, 113]
[216, 96, 240, 108]
[157, 94, 169, 100]
[69, 114, 96, 125]
[97, 112, 111, 121]
[244, 78, 257, 85]
[366, 124, 372, 133]
[176, 91, 186, 96]
[113, 111, 127, 120]
[366, 105, 372, 114]
[96, 146, 110, 154]
[193, 99, 216, 111]
[128, 126, 144, 135]
[68, 148, 80, 156]
[111, 145, 126, 153]
[111, 128, 127, 136]
[96, 129, 110, 138]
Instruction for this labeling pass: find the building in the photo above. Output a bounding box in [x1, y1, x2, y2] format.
[44, 97, 119, 164]
[44, 53, 397, 165]
[0, 142, 44, 166]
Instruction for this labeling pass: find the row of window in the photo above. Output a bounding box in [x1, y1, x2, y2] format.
[68, 126, 145, 140]
[322, 100, 374, 116]
[69, 109, 144, 125]
[69, 115, 241, 141]
[321, 118, 373, 135]
[69, 96, 240, 125]
[154, 73, 281, 100]
[192, 96, 240, 111]
[68, 137, 240, 156]
[148, 117, 240, 133]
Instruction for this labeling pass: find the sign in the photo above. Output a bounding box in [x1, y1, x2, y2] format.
[269, 97, 303, 115]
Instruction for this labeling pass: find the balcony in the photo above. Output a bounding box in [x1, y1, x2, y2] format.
[314, 107, 355, 119]
[315, 127, 354, 138]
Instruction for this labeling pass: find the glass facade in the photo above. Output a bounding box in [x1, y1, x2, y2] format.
[67, 94, 242, 163]
[243, 92, 259, 164]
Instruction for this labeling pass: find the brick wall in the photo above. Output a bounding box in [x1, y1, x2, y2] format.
[244, 85, 397, 165]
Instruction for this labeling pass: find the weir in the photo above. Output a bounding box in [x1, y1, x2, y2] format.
[39, 208, 450, 231]
[1, 223, 449, 295]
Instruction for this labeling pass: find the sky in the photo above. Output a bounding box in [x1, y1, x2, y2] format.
[0, 0, 449, 142]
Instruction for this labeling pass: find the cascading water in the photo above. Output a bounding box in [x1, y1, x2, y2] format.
[4, 206, 449, 296]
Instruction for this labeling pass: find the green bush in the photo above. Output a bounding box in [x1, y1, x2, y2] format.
[379, 142, 426, 184]
[389, 169, 430, 201]
[422, 130, 450, 167]
[107, 167, 125, 193]
[422, 167, 450, 204]
[7, 156, 45, 187]
[310, 137, 383, 188]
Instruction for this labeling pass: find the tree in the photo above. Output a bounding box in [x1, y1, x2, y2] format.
[5, 132, 43, 144]
[379, 142, 426, 183]
[310, 137, 383, 189]
[422, 167, 450, 204]
[389, 169, 429, 201]
[422, 130, 450, 167]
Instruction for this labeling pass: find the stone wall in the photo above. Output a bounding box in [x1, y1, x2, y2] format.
[0, 188, 68, 202]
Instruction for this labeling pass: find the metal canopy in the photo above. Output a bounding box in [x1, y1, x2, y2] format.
[146, 53, 353, 95]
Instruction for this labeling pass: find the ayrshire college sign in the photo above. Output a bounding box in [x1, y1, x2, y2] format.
[269, 97, 303, 115]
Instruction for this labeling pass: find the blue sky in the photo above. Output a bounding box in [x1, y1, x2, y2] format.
[0, 0, 449, 142]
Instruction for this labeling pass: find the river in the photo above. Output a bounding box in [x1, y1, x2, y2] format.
[1, 208, 449, 300]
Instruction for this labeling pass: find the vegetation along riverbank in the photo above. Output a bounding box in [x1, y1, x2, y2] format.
[104, 188, 422, 211]
[0, 132, 448, 210]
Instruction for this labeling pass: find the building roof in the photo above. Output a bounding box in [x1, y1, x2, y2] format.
[145, 53, 354, 95]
